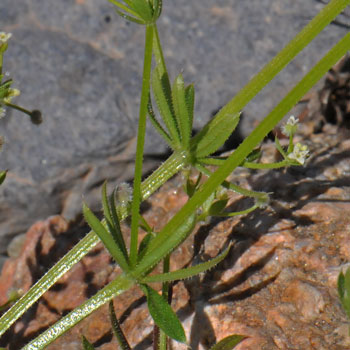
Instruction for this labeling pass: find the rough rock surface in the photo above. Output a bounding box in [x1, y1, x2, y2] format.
[0, 0, 349, 255]
[0, 67, 350, 349]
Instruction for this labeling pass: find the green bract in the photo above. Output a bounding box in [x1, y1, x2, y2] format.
[108, 0, 162, 24]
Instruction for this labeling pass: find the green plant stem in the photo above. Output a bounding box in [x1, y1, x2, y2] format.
[133, 31, 350, 279]
[21, 274, 134, 350]
[4, 102, 32, 117]
[195, 164, 268, 200]
[0, 151, 187, 339]
[209, 0, 350, 131]
[158, 255, 170, 350]
[130, 24, 154, 267]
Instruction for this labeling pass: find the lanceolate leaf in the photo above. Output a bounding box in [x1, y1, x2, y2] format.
[137, 232, 154, 262]
[185, 84, 195, 135]
[147, 95, 172, 145]
[208, 198, 229, 216]
[172, 74, 191, 148]
[190, 111, 241, 159]
[101, 183, 128, 260]
[338, 267, 350, 318]
[83, 203, 130, 272]
[209, 335, 246, 350]
[109, 188, 129, 259]
[141, 244, 231, 283]
[141, 284, 186, 343]
[152, 67, 180, 146]
[132, 0, 153, 21]
[108, 0, 142, 20]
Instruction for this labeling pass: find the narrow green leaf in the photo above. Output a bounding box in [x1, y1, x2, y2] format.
[343, 268, 350, 318]
[141, 284, 186, 343]
[208, 198, 229, 216]
[202, 191, 216, 215]
[109, 188, 129, 259]
[137, 232, 154, 262]
[152, 67, 181, 147]
[108, 0, 142, 19]
[0, 170, 7, 185]
[243, 148, 261, 163]
[210, 335, 246, 350]
[102, 181, 113, 224]
[153, 0, 162, 19]
[115, 9, 146, 24]
[147, 95, 172, 145]
[141, 244, 231, 283]
[274, 136, 288, 159]
[172, 74, 191, 148]
[109, 301, 131, 350]
[132, 0, 153, 21]
[82, 335, 95, 350]
[190, 111, 241, 159]
[83, 203, 130, 272]
[338, 270, 345, 301]
[185, 84, 195, 135]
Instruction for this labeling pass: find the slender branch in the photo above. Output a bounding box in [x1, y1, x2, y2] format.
[129, 24, 155, 267]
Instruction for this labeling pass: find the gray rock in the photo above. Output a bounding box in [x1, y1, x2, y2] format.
[0, 0, 348, 254]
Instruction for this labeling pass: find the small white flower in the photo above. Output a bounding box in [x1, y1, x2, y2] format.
[288, 142, 309, 165]
[282, 115, 299, 136]
[0, 32, 12, 44]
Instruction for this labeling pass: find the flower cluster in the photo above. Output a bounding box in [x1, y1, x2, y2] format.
[288, 142, 309, 165]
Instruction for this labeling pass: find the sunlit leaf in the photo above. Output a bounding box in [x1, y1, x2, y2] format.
[83, 203, 130, 272]
[137, 232, 155, 262]
[172, 74, 191, 148]
[115, 9, 145, 24]
[185, 84, 195, 136]
[132, 0, 153, 21]
[152, 66, 180, 147]
[208, 198, 229, 216]
[141, 244, 231, 283]
[147, 95, 172, 145]
[141, 284, 186, 343]
[190, 111, 240, 159]
[209, 335, 246, 350]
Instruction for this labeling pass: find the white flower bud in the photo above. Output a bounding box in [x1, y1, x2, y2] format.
[282, 115, 299, 136]
[0, 32, 12, 44]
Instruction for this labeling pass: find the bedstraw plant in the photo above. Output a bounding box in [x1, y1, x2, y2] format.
[0, 0, 349, 349]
